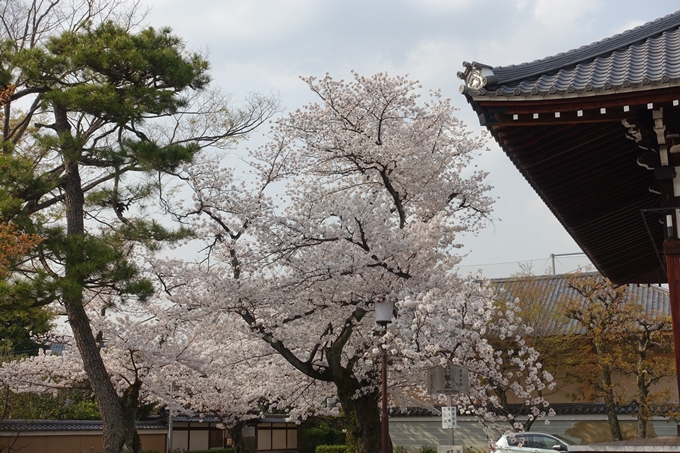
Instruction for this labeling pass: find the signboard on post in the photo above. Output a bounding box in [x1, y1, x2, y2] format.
[426, 366, 442, 395]
[441, 406, 456, 429]
[444, 363, 469, 394]
[427, 364, 470, 395]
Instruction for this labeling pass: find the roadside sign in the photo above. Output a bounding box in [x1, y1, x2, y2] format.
[441, 406, 456, 429]
[427, 363, 469, 395]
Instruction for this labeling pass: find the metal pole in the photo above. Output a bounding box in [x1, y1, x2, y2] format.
[549, 252, 585, 275]
[550, 254, 555, 275]
[167, 382, 173, 453]
[381, 322, 389, 453]
[447, 394, 454, 446]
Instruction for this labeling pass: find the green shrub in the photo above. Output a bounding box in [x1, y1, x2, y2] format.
[183, 449, 234, 453]
[419, 446, 437, 453]
[316, 445, 349, 453]
[395, 447, 409, 453]
[299, 416, 347, 453]
[304, 426, 346, 446]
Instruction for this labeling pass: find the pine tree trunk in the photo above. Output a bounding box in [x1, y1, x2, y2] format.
[58, 105, 137, 453]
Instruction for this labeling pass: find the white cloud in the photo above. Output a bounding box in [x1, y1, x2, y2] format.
[532, 0, 603, 29]
[149, 0, 320, 42]
[404, 0, 474, 10]
[611, 19, 648, 36]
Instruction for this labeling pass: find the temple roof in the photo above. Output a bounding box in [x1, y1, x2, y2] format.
[459, 11, 680, 285]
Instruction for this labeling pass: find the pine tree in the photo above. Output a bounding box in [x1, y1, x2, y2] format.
[1, 18, 275, 453]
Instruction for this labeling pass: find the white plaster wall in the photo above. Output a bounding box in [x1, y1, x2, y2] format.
[190, 430, 209, 451]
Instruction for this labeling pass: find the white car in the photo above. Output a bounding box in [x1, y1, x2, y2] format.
[492, 433, 575, 453]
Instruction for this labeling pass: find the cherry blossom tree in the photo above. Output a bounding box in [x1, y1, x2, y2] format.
[0, 71, 554, 453]
[157, 72, 553, 453]
[0, 295, 305, 442]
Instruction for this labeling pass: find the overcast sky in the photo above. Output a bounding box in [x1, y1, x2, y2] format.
[143, 0, 680, 278]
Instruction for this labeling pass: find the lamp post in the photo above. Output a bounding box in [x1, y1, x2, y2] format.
[167, 382, 174, 453]
[375, 299, 394, 453]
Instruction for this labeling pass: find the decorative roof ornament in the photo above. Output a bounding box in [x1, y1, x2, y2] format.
[457, 61, 498, 92]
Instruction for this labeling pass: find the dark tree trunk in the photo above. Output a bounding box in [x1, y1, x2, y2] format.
[636, 418, 647, 440]
[603, 390, 622, 441]
[122, 380, 143, 452]
[230, 420, 247, 453]
[335, 377, 384, 453]
[58, 105, 138, 453]
[636, 373, 649, 439]
[599, 367, 622, 441]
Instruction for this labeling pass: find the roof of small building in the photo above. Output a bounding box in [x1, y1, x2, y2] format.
[493, 273, 669, 308]
[491, 273, 669, 335]
[459, 10, 680, 99]
[0, 414, 292, 433]
[0, 419, 165, 432]
[164, 413, 290, 425]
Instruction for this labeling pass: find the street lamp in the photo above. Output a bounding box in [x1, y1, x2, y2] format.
[375, 299, 394, 453]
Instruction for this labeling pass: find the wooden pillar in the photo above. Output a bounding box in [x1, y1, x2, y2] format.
[664, 240, 680, 403]
[657, 107, 680, 409]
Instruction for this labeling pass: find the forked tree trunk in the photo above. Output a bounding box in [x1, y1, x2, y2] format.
[122, 380, 143, 452]
[230, 420, 248, 453]
[336, 377, 384, 453]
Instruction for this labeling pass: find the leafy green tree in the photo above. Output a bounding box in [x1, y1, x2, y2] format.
[0, 223, 52, 356]
[0, 384, 100, 420]
[0, 11, 276, 453]
[0, 86, 53, 357]
[564, 272, 675, 440]
[564, 273, 631, 440]
[621, 309, 675, 439]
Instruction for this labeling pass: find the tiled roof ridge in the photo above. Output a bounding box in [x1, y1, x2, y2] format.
[0, 419, 165, 431]
[491, 272, 668, 291]
[490, 272, 598, 284]
[490, 10, 680, 85]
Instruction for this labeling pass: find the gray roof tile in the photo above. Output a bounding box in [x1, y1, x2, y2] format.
[460, 11, 680, 98]
[0, 419, 165, 432]
[491, 273, 669, 335]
